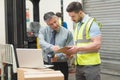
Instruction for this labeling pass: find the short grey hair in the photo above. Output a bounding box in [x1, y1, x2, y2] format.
[43, 12, 56, 21]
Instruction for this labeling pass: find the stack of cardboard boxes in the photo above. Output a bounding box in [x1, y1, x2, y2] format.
[17, 68, 64, 80]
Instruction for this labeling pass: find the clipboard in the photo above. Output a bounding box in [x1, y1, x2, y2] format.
[56, 46, 72, 54]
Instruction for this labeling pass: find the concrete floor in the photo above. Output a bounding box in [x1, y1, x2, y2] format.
[68, 73, 75, 80]
[68, 73, 120, 80]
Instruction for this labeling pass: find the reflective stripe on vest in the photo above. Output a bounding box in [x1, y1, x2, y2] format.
[74, 17, 101, 65]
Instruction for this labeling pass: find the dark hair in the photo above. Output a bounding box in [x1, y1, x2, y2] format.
[66, 1, 83, 13]
[43, 12, 55, 21]
[56, 12, 62, 17]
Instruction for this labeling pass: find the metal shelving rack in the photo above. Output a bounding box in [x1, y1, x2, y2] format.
[0, 44, 18, 80]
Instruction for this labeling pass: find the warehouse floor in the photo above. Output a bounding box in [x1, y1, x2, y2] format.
[68, 73, 120, 80]
[68, 72, 75, 80]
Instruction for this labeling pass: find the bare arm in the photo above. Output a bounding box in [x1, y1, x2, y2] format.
[78, 35, 102, 52]
[67, 35, 102, 54]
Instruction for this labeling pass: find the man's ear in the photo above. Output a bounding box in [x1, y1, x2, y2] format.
[79, 11, 82, 15]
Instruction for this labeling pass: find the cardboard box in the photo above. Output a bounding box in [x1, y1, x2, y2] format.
[18, 68, 54, 72]
[17, 68, 64, 80]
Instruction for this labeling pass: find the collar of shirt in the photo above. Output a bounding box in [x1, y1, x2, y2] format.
[49, 26, 61, 33]
[81, 14, 89, 24]
[78, 14, 90, 30]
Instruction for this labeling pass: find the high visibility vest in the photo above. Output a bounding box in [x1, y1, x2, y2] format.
[74, 17, 101, 65]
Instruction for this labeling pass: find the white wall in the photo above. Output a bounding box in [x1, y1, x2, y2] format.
[39, 0, 82, 32]
[0, 0, 5, 44]
[0, 0, 82, 44]
[63, 0, 82, 32]
[39, 0, 61, 26]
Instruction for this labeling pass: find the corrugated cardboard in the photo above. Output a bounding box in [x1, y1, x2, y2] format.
[17, 68, 64, 80]
[18, 68, 54, 72]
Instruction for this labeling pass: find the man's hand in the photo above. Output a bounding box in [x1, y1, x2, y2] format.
[51, 45, 60, 52]
[51, 54, 58, 62]
[65, 46, 78, 57]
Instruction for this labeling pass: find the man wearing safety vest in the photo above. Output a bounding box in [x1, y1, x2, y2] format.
[66, 1, 102, 80]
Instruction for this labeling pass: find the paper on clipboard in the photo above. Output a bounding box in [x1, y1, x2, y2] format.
[56, 46, 72, 54]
